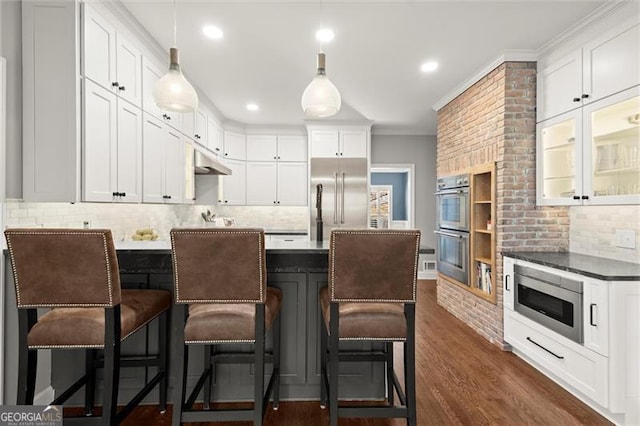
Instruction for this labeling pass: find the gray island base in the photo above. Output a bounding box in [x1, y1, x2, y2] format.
[3, 240, 386, 406]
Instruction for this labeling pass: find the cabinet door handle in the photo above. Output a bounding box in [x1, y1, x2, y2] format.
[111, 82, 119, 88]
[526, 337, 564, 359]
[572, 97, 581, 102]
[581, 94, 590, 99]
[166, 115, 171, 121]
[572, 195, 580, 200]
[590, 303, 597, 326]
[505, 275, 510, 291]
[118, 86, 126, 92]
[581, 195, 589, 200]
[112, 192, 119, 197]
[120, 192, 126, 197]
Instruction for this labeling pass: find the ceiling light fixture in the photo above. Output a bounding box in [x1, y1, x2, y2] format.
[202, 25, 223, 40]
[420, 61, 439, 73]
[246, 103, 259, 112]
[153, 0, 199, 113]
[301, 1, 341, 118]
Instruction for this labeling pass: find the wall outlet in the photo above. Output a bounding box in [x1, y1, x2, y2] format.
[615, 229, 636, 249]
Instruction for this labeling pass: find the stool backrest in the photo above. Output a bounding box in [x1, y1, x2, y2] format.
[329, 229, 420, 303]
[170, 228, 266, 304]
[4, 228, 121, 308]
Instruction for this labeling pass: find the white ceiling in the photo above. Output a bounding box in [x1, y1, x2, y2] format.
[121, 0, 607, 135]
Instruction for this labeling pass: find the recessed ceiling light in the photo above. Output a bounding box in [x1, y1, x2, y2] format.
[420, 61, 439, 73]
[202, 25, 223, 40]
[315, 28, 335, 43]
[246, 103, 259, 112]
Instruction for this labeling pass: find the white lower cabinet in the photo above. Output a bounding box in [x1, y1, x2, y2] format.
[142, 114, 184, 204]
[504, 309, 608, 406]
[83, 80, 142, 202]
[504, 256, 640, 425]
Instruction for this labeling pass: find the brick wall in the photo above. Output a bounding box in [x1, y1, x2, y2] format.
[436, 62, 570, 346]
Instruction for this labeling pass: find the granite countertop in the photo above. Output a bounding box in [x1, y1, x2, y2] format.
[115, 239, 329, 254]
[264, 230, 308, 235]
[504, 251, 640, 281]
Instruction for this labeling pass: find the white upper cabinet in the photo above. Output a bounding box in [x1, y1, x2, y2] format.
[247, 135, 278, 161]
[83, 3, 142, 107]
[246, 162, 278, 205]
[277, 135, 307, 162]
[276, 162, 308, 205]
[582, 20, 639, 105]
[207, 117, 223, 156]
[142, 114, 184, 204]
[538, 50, 583, 122]
[194, 108, 207, 145]
[538, 19, 640, 122]
[83, 80, 143, 203]
[223, 131, 246, 160]
[219, 159, 246, 205]
[309, 128, 368, 158]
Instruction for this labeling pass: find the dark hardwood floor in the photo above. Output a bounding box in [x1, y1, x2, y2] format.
[74, 280, 611, 425]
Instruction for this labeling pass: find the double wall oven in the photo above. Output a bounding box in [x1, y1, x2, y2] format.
[435, 174, 470, 284]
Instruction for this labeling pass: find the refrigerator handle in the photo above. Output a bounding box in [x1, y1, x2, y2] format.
[334, 172, 339, 224]
[341, 172, 346, 224]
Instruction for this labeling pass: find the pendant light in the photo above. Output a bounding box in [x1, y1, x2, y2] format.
[301, 1, 341, 118]
[153, 0, 198, 113]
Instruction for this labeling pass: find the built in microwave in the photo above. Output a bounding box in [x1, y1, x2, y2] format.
[514, 265, 583, 344]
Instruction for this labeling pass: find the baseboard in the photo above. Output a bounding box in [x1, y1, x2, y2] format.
[418, 270, 437, 280]
[34, 385, 55, 405]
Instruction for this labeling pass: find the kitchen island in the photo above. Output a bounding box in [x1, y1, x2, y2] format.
[2, 238, 386, 406]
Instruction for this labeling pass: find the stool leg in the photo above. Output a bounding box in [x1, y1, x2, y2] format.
[85, 349, 97, 416]
[329, 303, 339, 426]
[405, 304, 417, 426]
[254, 304, 266, 426]
[158, 310, 169, 413]
[272, 312, 281, 410]
[102, 306, 121, 426]
[203, 345, 212, 410]
[320, 316, 328, 409]
[386, 342, 395, 405]
[172, 304, 188, 426]
[17, 309, 37, 405]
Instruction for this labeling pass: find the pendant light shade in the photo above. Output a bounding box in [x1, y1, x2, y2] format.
[154, 48, 198, 113]
[301, 52, 341, 118]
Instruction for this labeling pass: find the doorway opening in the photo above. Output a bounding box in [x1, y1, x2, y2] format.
[370, 164, 415, 229]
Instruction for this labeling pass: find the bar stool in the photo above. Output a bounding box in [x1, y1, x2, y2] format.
[4, 228, 171, 425]
[170, 228, 281, 425]
[319, 229, 421, 426]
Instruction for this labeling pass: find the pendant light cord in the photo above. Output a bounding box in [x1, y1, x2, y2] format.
[173, 0, 177, 47]
[319, 0, 324, 52]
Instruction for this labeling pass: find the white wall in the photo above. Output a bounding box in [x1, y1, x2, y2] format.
[0, 0, 22, 199]
[371, 134, 437, 249]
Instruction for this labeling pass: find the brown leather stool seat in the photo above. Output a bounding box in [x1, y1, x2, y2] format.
[319, 287, 406, 340]
[320, 229, 421, 426]
[171, 228, 282, 425]
[185, 288, 282, 343]
[28, 290, 171, 348]
[4, 228, 171, 425]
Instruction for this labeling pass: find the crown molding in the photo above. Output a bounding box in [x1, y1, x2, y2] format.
[431, 50, 537, 112]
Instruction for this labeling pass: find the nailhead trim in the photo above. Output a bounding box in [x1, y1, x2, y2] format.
[171, 229, 265, 304]
[330, 230, 420, 303]
[5, 230, 115, 308]
[185, 339, 256, 345]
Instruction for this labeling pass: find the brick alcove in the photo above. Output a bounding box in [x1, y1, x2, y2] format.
[436, 62, 569, 346]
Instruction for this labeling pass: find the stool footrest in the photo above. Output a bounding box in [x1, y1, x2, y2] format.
[115, 371, 165, 423]
[51, 374, 89, 406]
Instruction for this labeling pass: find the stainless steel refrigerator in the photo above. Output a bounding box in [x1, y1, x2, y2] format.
[310, 158, 369, 240]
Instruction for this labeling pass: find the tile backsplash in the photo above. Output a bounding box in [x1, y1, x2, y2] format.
[570, 205, 640, 263]
[3, 201, 308, 241]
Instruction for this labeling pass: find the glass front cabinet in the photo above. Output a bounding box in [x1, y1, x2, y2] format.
[537, 86, 640, 205]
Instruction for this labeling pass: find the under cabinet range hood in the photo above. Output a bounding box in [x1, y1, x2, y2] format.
[193, 144, 232, 175]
